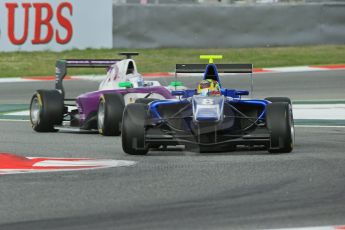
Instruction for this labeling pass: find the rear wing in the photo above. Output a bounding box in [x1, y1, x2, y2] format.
[175, 64, 253, 74]
[55, 52, 139, 97]
[55, 59, 120, 97]
[175, 63, 254, 97]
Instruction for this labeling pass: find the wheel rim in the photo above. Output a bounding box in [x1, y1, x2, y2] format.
[30, 97, 41, 125]
[97, 101, 105, 132]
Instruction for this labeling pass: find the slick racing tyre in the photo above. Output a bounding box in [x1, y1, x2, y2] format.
[30, 90, 64, 132]
[135, 98, 157, 105]
[122, 103, 149, 155]
[98, 93, 125, 136]
[265, 97, 291, 105]
[266, 102, 294, 153]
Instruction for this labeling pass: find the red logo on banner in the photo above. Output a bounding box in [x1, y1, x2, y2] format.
[5, 2, 73, 45]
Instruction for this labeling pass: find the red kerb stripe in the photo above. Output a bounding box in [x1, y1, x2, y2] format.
[311, 64, 345, 69]
[253, 68, 273, 73]
[142, 72, 173, 78]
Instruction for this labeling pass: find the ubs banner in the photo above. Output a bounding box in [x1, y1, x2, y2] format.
[0, 0, 112, 52]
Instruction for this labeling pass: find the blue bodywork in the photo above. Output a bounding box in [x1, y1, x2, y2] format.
[149, 63, 269, 121]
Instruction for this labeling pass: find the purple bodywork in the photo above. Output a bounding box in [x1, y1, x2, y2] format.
[76, 86, 175, 123]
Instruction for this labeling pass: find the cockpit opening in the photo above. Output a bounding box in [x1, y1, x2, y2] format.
[126, 61, 135, 75]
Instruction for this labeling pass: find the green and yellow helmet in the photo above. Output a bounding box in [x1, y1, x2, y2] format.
[197, 79, 220, 96]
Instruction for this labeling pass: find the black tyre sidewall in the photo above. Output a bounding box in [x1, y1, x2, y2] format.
[122, 103, 148, 155]
[266, 102, 294, 153]
[30, 90, 63, 132]
[98, 93, 124, 136]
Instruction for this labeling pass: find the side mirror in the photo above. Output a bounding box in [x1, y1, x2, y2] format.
[171, 90, 185, 96]
[222, 89, 249, 97]
[169, 81, 184, 87]
[118, 82, 133, 88]
[235, 90, 249, 96]
[172, 89, 197, 98]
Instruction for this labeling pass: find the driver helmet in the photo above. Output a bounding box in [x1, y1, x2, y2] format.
[136, 74, 145, 87]
[127, 73, 144, 87]
[197, 79, 221, 96]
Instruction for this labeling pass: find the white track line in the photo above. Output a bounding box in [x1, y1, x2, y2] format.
[0, 119, 29, 122]
[4, 110, 29, 116]
[267, 225, 345, 230]
[293, 104, 345, 120]
[4, 104, 345, 120]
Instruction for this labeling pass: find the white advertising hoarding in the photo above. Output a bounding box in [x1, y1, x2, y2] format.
[0, 0, 112, 52]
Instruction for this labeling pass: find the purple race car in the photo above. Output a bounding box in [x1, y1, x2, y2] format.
[29, 53, 177, 136]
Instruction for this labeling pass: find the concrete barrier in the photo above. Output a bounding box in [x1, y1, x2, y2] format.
[113, 3, 345, 48]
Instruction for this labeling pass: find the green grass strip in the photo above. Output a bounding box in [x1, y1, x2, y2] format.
[1, 45, 345, 78]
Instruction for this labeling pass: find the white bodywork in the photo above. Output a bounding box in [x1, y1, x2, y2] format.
[192, 95, 225, 122]
[98, 59, 161, 90]
[123, 93, 166, 104]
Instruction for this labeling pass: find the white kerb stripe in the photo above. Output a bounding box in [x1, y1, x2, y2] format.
[33, 159, 136, 167]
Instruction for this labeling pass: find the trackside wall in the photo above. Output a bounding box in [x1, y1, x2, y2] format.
[112, 3, 345, 48]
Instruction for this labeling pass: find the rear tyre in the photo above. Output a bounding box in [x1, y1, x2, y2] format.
[265, 97, 291, 105]
[98, 93, 124, 136]
[122, 103, 149, 155]
[30, 90, 64, 132]
[266, 102, 294, 153]
[135, 98, 157, 104]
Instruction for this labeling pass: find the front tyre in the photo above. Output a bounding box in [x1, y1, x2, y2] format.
[30, 90, 64, 132]
[122, 103, 148, 155]
[266, 102, 294, 153]
[98, 93, 125, 136]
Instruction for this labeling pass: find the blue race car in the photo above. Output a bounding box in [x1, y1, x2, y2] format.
[121, 55, 294, 155]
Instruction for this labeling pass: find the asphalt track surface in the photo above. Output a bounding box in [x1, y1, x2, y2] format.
[0, 70, 345, 230]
